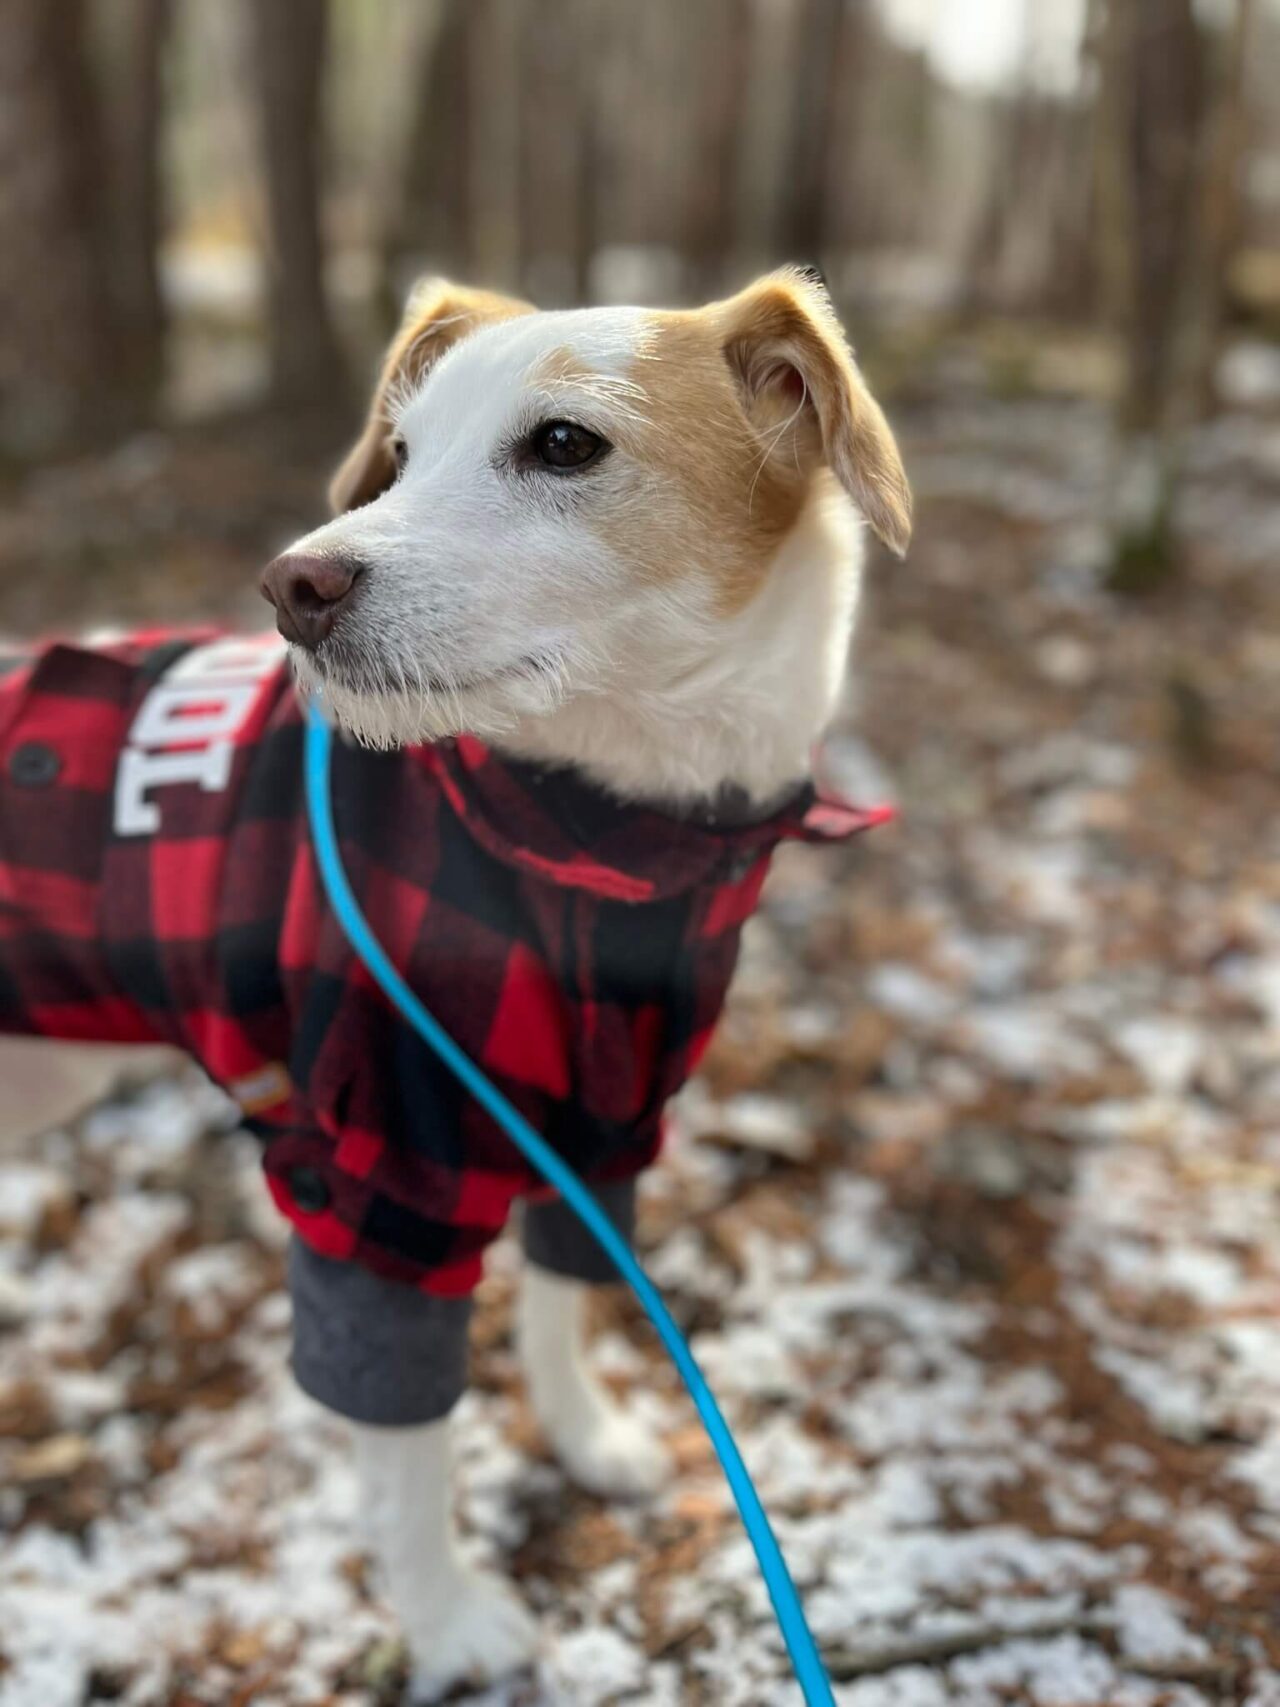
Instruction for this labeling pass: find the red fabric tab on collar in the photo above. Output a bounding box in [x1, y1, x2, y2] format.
[789, 799, 898, 842]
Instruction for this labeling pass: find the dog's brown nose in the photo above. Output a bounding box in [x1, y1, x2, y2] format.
[260, 551, 363, 649]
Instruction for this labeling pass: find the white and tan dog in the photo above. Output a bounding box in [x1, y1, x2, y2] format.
[11, 269, 910, 1699]
[265, 267, 909, 1697]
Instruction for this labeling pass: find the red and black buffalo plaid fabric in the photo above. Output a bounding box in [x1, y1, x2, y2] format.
[0, 632, 887, 1294]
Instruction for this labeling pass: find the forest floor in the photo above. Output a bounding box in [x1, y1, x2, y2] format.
[2, 346, 1280, 1706]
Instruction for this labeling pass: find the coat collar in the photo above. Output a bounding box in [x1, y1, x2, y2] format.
[417, 734, 893, 904]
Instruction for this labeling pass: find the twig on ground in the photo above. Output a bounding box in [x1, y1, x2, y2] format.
[824, 1613, 1115, 1680]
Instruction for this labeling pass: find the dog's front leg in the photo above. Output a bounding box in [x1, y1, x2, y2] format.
[350, 1419, 538, 1700]
[288, 1241, 537, 1699]
[519, 1184, 671, 1499]
[519, 1268, 671, 1497]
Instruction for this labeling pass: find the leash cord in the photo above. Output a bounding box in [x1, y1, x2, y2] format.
[303, 706, 835, 1705]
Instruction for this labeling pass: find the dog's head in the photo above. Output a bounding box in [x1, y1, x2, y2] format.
[263, 270, 910, 753]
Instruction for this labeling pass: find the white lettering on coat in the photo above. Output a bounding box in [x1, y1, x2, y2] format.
[113, 636, 285, 837]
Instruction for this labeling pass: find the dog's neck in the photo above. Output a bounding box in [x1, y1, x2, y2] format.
[499, 479, 864, 807]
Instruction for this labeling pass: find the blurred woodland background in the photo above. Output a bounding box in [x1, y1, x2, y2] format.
[5, 6, 1280, 1704]
[0, 0, 1276, 597]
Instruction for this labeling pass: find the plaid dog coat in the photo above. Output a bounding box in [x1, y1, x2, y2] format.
[0, 631, 883, 1296]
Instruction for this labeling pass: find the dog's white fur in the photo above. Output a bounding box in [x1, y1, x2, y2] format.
[8, 273, 908, 1700]
[354, 1272, 671, 1699]
[351, 1418, 540, 1698]
[491, 477, 863, 804]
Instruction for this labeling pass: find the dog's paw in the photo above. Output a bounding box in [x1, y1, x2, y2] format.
[550, 1406, 672, 1501]
[407, 1567, 538, 1702]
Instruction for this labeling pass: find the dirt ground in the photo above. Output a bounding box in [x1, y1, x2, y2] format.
[2, 353, 1280, 1705]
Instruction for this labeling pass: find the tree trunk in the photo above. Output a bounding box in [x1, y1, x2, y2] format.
[1040, 103, 1097, 321]
[776, 0, 847, 265]
[821, 0, 878, 259]
[1122, 0, 1205, 432]
[100, 0, 172, 421]
[1091, 0, 1211, 591]
[1107, 0, 1257, 592]
[518, 0, 600, 304]
[385, 0, 473, 298]
[468, 0, 522, 290]
[248, 0, 345, 410]
[684, 0, 752, 294]
[0, 0, 114, 453]
[1183, 0, 1255, 411]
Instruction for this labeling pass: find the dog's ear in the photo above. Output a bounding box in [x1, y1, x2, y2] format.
[718, 268, 912, 557]
[329, 279, 535, 514]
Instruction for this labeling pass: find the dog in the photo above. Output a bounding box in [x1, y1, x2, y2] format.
[0, 269, 910, 1697]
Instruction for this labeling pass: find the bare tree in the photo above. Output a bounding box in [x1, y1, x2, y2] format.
[776, 0, 848, 264]
[1120, 0, 1205, 432]
[248, 0, 345, 410]
[385, 0, 474, 298]
[468, 0, 522, 290]
[684, 0, 753, 294]
[519, 0, 599, 304]
[1090, 0, 1244, 590]
[962, 83, 1095, 320]
[820, 0, 882, 260]
[0, 0, 114, 452]
[99, 0, 172, 419]
[1183, 0, 1256, 411]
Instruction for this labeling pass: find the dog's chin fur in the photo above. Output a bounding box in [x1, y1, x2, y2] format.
[290, 648, 572, 752]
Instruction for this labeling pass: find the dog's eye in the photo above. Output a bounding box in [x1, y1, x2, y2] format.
[392, 436, 408, 474]
[531, 421, 605, 471]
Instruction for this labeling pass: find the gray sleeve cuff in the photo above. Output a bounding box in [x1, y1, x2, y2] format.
[288, 1238, 472, 1427]
[521, 1178, 636, 1284]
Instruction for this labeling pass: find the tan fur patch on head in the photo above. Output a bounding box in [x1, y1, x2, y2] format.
[592, 313, 812, 614]
[329, 279, 534, 514]
[584, 271, 910, 614]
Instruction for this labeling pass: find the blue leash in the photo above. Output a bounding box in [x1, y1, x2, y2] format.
[304, 704, 835, 1705]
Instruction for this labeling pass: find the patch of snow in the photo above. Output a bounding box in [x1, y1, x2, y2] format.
[1113, 1016, 1204, 1096]
[709, 1092, 815, 1161]
[0, 1163, 70, 1235]
[1112, 1583, 1211, 1667]
[540, 1627, 647, 1703]
[864, 965, 958, 1026]
[959, 1003, 1098, 1081]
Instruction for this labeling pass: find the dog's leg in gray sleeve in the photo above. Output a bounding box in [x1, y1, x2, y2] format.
[288, 1240, 537, 1696]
